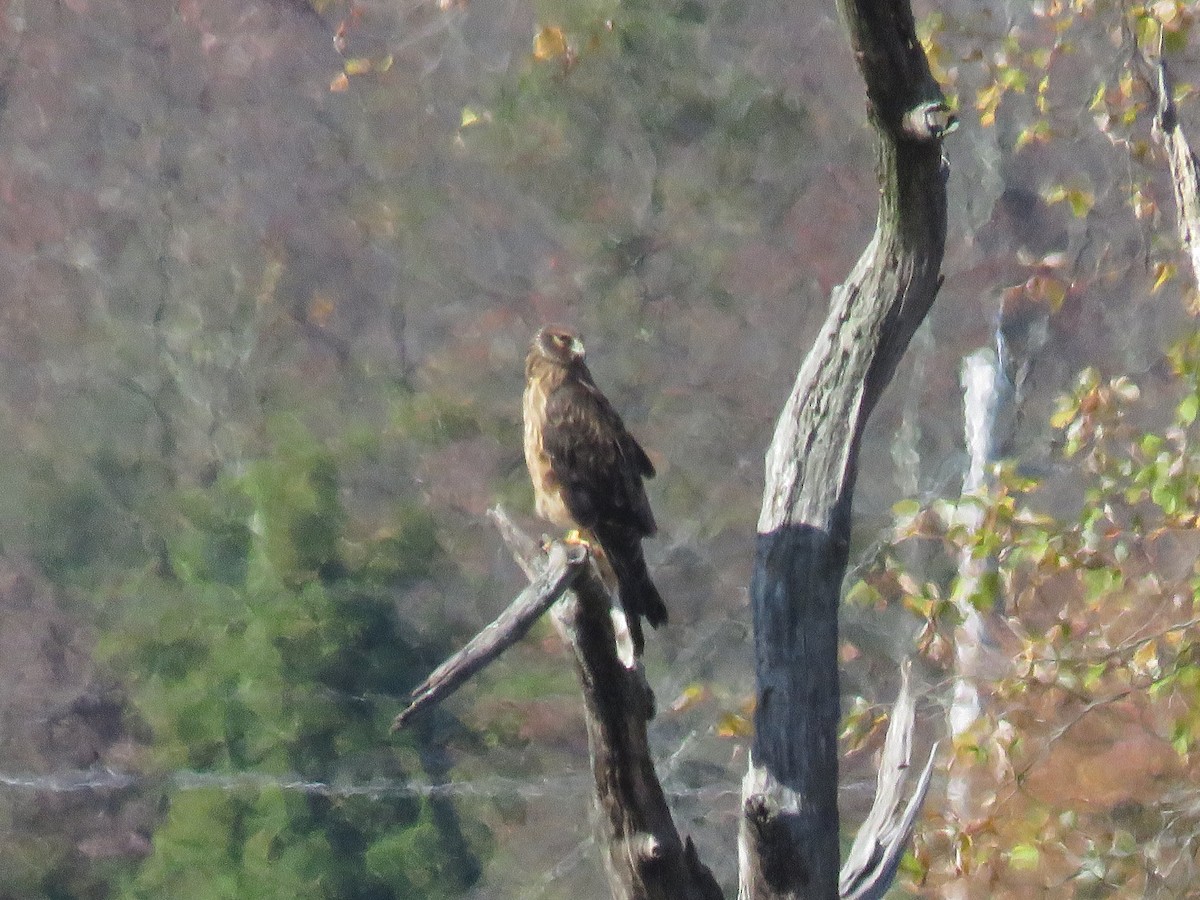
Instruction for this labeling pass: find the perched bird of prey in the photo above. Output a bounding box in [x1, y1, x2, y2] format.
[523, 325, 667, 652]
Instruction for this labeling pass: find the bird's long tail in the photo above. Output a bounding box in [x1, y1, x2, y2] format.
[591, 524, 667, 654]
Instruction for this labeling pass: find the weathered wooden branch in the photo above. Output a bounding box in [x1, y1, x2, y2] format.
[391, 539, 588, 731]
[742, 0, 949, 894]
[491, 509, 723, 900]
[549, 536, 724, 900]
[398, 507, 721, 899]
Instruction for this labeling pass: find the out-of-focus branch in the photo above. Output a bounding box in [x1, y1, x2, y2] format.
[1153, 59, 1200, 283]
[840, 663, 937, 900]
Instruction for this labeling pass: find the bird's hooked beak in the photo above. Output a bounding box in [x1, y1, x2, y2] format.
[570, 337, 586, 359]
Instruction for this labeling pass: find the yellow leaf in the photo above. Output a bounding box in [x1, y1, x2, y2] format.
[669, 683, 709, 714]
[344, 57, 372, 76]
[309, 293, 336, 327]
[1040, 276, 1068, 310]
[1049, 400, 1077, 430]
[533, 25, 568, 61]
[1133, 640, 1160, 677]
[1015, 120, 1050, 151]
[1009, 844, 1040, 870]
[1045, 185, 1093, 218]
[976, 81, 1001, 127]
[716, 711, 752, 738]
[1152, 261, 1177, 293]
[1066, 188, 1094, 218]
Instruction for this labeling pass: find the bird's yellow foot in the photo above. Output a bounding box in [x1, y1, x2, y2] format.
[564, 529, 590, 547]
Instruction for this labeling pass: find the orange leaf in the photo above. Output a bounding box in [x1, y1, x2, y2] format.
[309, 293, 336, 327]
[533, 25, 568, 61]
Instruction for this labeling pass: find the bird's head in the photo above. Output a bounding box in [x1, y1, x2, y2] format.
[533, 325, 586, 365]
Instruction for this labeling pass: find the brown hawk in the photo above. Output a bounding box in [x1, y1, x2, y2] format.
[523, 325, 667, 652]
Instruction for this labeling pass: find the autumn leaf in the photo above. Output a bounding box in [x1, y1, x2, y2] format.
[1152, 261, 1177, 293]
[976, 81, 1001, 127]
[1014, 119, 1051, 151]
[1008, 844, 1040, 870]
[669, 682, 710, 714]
[309, 294, 336, 327]
[1044, 184, 1094, 218]
[533, 26, 568, 62]
[1133, 640, 1161, 678]
[716, 710, 752, 738]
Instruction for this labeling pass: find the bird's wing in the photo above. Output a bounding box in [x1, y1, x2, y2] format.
[541, 375, 657, 537]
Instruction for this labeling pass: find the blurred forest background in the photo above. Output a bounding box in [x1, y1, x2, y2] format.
[2, 0, 1200, 896]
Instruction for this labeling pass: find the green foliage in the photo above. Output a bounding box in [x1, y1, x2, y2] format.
[26, 458, 146, 587]
[868, 349, 1200, 892]
[86, 425, 484, 899]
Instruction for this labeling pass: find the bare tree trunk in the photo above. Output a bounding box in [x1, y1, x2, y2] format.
[943, 347, 1022, 835]
[740, 0, 952, 895]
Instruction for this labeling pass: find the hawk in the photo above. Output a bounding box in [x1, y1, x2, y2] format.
[523, 325, 667, 652]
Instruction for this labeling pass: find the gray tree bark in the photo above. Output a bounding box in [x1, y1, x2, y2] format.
[741, 0, 952, 895]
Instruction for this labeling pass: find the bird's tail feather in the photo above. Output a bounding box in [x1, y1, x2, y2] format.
[591, 524, 667, 653]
